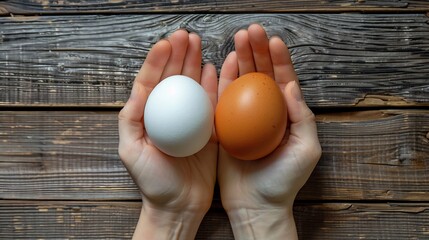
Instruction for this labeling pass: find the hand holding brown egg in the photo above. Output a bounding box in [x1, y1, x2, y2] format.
[217, 24, 322, 239]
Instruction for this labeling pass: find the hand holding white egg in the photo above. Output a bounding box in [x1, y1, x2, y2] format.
[118, 29, 218, 240]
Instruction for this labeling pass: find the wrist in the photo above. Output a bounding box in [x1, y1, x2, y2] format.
[132, 205, 207, 240]
[226, 205, 298, 240]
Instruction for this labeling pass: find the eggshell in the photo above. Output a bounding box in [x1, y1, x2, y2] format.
[215, 72, 287, 160]
[144, 75, 213, 157]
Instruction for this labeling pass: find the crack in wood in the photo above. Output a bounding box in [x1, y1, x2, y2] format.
[355, 94, 414, 106]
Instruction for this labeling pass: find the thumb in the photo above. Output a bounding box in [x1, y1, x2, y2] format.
[284, 81, 321, 155]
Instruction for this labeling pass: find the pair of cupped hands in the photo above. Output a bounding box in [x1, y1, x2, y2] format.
[118, 24, 322, 240]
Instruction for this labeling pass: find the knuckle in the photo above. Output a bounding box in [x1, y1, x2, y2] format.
[314, 142, 322, 159]
[117, 107, 128, 121]
[117, 141, 129, 161]
[305, 111, 316, 122]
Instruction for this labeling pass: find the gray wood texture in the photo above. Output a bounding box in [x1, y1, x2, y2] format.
[1, 0, 429, 14]
[1, 14, 428, 107]
[1, 110, 428, 201]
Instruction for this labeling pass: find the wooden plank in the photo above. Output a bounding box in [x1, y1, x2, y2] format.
[302, 110, 429, 201]
[1, 110, 428, 201]
[1, 0, 429, 14]
[0, 111, 137, 200]
[1, 14, 428, 107]
[1, 200, 428, 239]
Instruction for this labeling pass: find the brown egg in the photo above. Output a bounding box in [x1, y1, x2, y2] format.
[215, 72, 287, 160]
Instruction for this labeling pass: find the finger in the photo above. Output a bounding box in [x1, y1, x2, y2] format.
[134, 39, 172, 91]
[248, 24, 274, 78]
[269, 36, 298, 90]
[201, 63, 218, 110]
[182, 32, 202, 82]
[118, 40, 171, 147]
[201, 63, 218, 142]
[284, 81, 319, 149]
[161, 29, 189, 79]
[234, 29, 255, 75]
[219, 51, 238, 97]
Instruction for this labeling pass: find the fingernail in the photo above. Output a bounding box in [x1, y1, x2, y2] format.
[292, 81, 303, 102]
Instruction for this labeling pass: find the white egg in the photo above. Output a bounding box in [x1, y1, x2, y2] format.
[144, 75, 213, 157]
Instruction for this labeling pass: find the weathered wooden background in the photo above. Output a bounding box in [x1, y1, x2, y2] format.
[1, 1, 428, 239]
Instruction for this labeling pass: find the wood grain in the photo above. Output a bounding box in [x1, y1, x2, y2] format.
[1, 110, 428, 201]
[303, 110, 429, 201]
[1, 0, 429, 14]
[0, 112, 135, 200]
[1, 200, 428, 239]
[1, 14, 428, 107]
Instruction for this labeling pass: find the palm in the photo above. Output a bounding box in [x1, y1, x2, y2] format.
[118, 30, 218, 213]
[218, 24, 321, 211]
[219, 131, 318, 209]
[130, 137, 217, 210]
